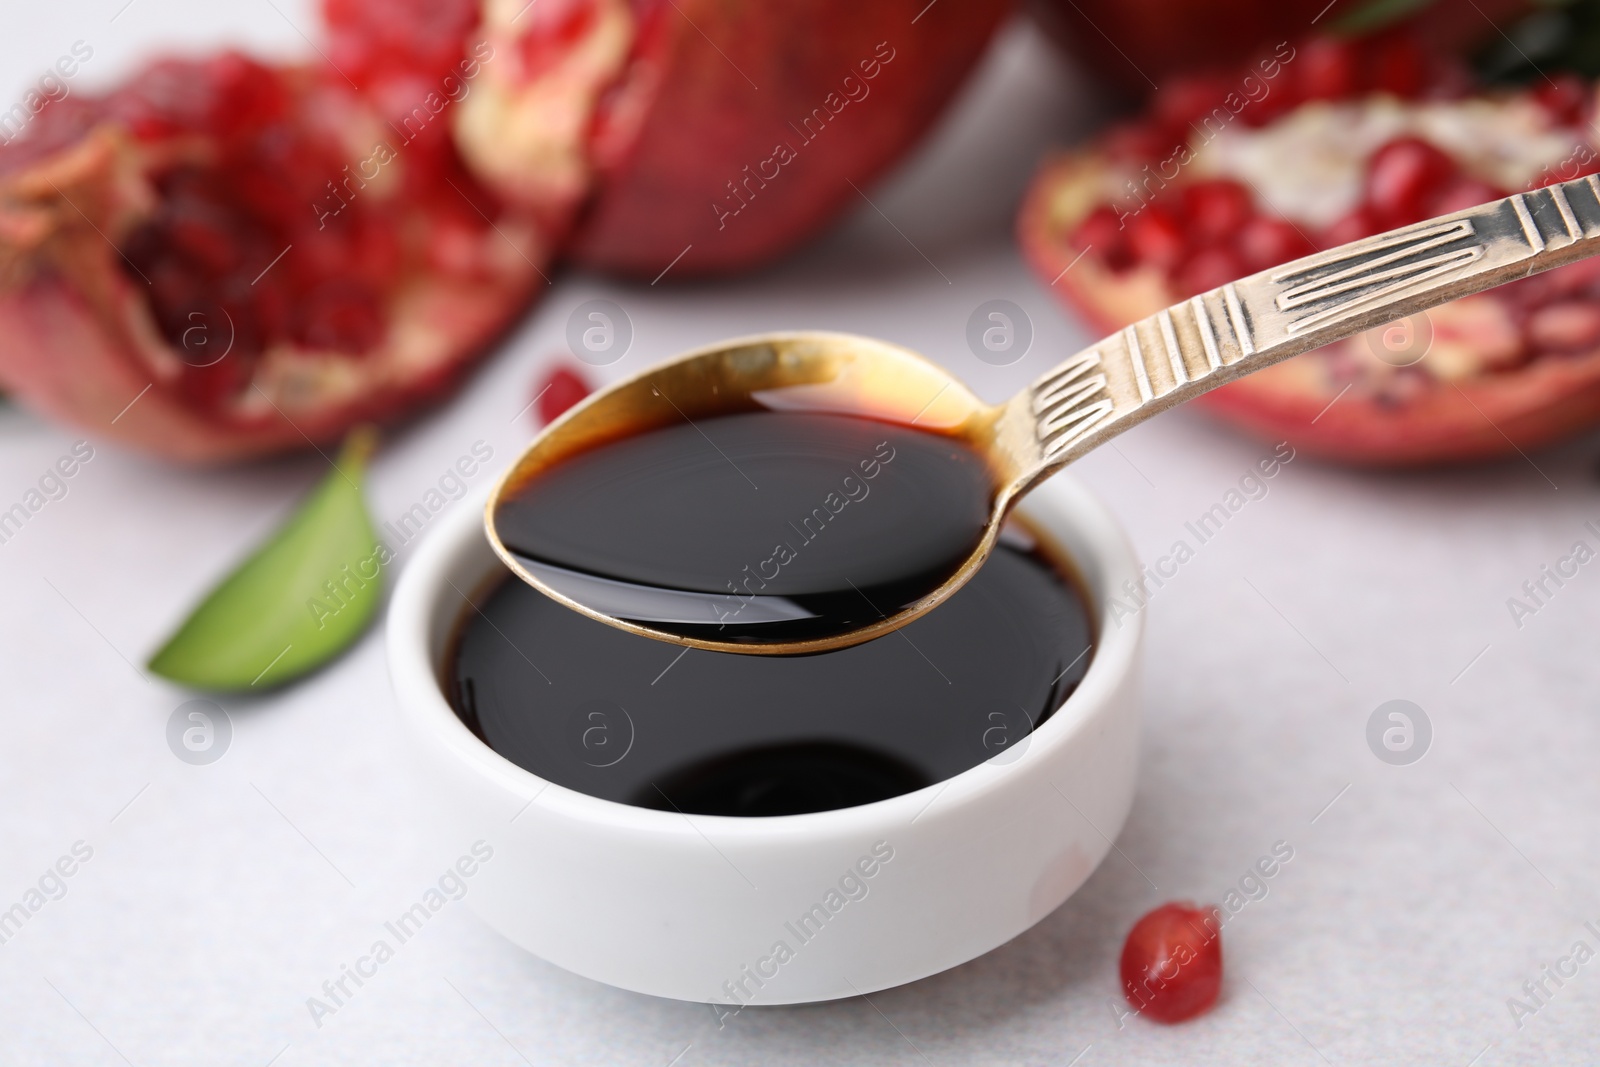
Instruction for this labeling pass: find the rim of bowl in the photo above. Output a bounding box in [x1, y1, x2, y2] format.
[387, 473, 1142, 842]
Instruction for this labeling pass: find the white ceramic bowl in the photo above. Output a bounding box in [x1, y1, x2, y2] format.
[387, 474, 1142, 1006]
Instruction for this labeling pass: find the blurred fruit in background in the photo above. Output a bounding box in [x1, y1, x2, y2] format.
[0, 53, 549, 462]
[1020, 20, 1600, 463]
[1027, 0, 1528, 95]
[0, 0, 1011, 461]
[327, 0, 1014, 277]
[531, 361, 592, 426]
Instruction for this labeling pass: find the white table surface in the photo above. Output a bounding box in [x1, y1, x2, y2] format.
[4, 4, 1599, 1064]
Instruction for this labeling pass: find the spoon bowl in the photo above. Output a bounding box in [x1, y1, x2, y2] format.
[485, 332, 1012, 654]
[489, 177, 1600, 653]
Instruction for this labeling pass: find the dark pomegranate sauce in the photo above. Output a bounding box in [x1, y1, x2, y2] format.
[447, 518, 1094, 816]
[491, 410, 999, 645]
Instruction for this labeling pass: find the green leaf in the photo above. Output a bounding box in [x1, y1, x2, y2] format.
[149, 427, 386, 691]
[1331, 0, 1437, 36]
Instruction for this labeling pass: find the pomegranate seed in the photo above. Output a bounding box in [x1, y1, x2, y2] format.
[535, 364, 592, 425]
[1181, 180, 1253, 243]
[1535, 75, 1588, 127]
[1154, 76, 1230, 139]
[1297, 37, 1358, 102]
[1367, 34, 1427, 100]
[102, 49, 516, 409]
[1428, 178, 1504, 217]
[1528, 256, 1600, 303]
[517, 0, 603, 80]
[295, 283, 386, 353]
[1126, 205, 1187, 271]
[1070, 204, 1130, 270]
[1323, 205, 1379, 247]
[1239, 86, 1293, 130]
[1173, 247, 1245, 297]
[173, 351, 257, 409]
[1102, 123, 1178, 164]
[323, 0, 479, 87]
[252, 276, 292, 340]
[206, 53, 291, 137]
[1120, 902, 1223, 1024]
[1237, 216, 1313, 271]
[1365, 136, 1457, 226]
[1070, 204, 1120, 249]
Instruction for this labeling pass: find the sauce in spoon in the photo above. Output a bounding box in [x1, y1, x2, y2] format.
[492, 409, 997, 646]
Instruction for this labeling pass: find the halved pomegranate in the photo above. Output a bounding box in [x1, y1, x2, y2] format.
[0, 52, 552, 462]
[344, 0, 1013, 277]
[1020, 34, 1600, 463]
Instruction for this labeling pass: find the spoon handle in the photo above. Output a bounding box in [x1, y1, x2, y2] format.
[1010, 175, 1600, 489]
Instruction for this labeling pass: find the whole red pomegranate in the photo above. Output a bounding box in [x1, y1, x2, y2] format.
[1019, 33, 1600, 464]
[0, 53, 554, 462]
[1028, 0, 1527, 94]
[328, 0, 1014, 277]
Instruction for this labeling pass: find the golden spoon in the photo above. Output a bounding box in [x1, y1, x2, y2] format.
[488, 176, 1600, 654]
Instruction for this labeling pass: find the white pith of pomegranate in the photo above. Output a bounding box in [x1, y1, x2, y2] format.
[1022, 34, 1600, 463]
[453, 0, 636, 214]
[0, 53, 551, 462]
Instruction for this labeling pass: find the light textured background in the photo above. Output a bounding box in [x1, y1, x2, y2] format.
[3, 3, 1599, 1064]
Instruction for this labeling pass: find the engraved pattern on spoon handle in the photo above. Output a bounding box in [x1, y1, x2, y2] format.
[1016, 175, 1600, 487]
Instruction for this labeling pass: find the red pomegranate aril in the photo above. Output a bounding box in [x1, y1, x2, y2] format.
[1535, 74, 1588, 126]
[324, 0, 479, 88]
[1103, 123, 1180, 163]
[1323, 205, 1380, 247]
[167, 210, 252, 275]
[1070, 205, 1127, 259]
[1236, 215, 1311, 272]
[1154, 76, 1233, 137]
[1427, 178, 1506, 217]
[534, 364, 592, 425]
[208, 54, 294, 136]
[1126, 206, 1187, 271]
[1367, 34, 1427, 99]
[517, 0, 604, 80]
[347, 218, 406, 291]
[1523, 255, 1600, 303]
[1296, 36, 1358, 102]
[1181, 180, 1253, 243]
[100, 55, 469, 380]
[1120, 902, 1223, 1024]
[1174, 246, 1245, 298]
[113, 55, 288, 141]
[1236, 84, 1291, 130]
[295, 283, 386, 353]
[174, 352, 258, 410]
[1365, 136, 1457, 225]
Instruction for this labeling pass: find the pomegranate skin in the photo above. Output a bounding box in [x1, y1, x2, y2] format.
[563, 0, 1013, 276]
[1027, 0, 1528, 93]
[1195, 355, 1600, 466]
[0, 256, 531, 464]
